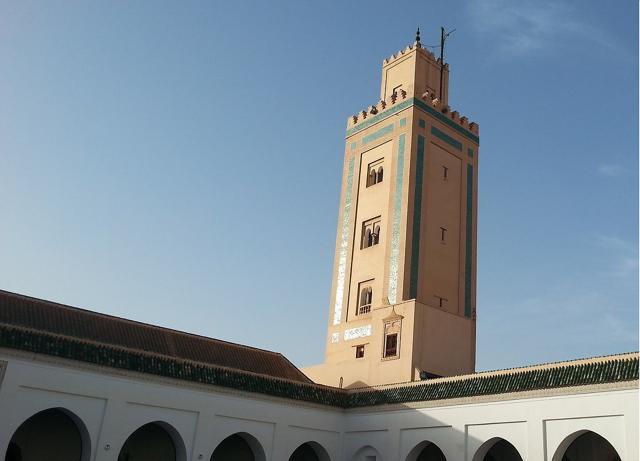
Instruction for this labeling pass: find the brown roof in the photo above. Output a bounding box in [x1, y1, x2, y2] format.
[0, 289, 311, 383]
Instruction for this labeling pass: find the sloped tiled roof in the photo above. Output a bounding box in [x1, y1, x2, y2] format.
[0, 290, 310, 383]
[0, 290, 637, 408]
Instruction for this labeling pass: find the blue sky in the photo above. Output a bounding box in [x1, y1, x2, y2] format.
[0, 0, 637, 371]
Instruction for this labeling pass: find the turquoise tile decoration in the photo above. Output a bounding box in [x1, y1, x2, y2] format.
[346, 97, 479, 145]
[419, 119, 426, 128]
[409, 135, 425, 299]
[431, 126, 462, 151]
[464, 164, 473, 318]
[388, 134, 406, 304]
[415, 99, 479, 144]
[400, 118, 407, 127]
[333, 156, 355, 325]
[362, 123, 394, 145]
[351, 142, 357, 150]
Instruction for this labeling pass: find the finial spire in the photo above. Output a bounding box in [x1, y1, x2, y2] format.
[415, 27, 421, 45]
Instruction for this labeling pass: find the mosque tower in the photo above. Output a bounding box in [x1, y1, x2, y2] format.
[303, 30, 479, 388]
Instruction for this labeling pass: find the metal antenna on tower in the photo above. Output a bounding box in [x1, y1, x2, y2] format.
[439, 26, 456, 101]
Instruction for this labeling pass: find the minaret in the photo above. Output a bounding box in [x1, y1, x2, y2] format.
[303, 31, 479, 388]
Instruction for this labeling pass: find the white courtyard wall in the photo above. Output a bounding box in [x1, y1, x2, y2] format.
[0, 351, 637, 461]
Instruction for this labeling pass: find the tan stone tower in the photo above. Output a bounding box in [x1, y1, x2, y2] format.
[303, 34, 479, 388]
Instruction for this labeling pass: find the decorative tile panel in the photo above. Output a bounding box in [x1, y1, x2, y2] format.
[388, 134, 406, 304]
[400, 118, 407, 127]
[331, 332, 340, 343]
[362, 123, 394, 145]
[468, 147, 474, 158]
[419, 119, 426, 128]
[465, 164, 474, 318]
[343, 325, 372, 341]
[333, 156, 355, 325]
[431, 126, 462, 151]
[409, 135, 425, 299]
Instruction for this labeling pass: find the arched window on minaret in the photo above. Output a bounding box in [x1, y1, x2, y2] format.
[368, 169, 377, 187]
[372, 224, 380, 245]
[359, 286, 372, 315]
[376, 166, 384, 183]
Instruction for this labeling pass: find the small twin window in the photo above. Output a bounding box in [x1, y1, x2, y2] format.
[367, 159, 384, 187]
[355, 345, 365, 358]
[362, 218, 381, 249]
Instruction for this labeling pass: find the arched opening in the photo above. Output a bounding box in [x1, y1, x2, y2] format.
[554, 430, 620, 461]
[5, 408, 90, 461]
[368, 170, 377, 186]
[372, 225, 380, 245]
[211, 433, 266, 461]
[118, 422, 186, 461]
[473, 438, 522, 461]
[352, 445, 382, 461]
[289, 441, 330, 461]
[376, 166, 383, 183]
[406, 441, 446, 461]
[365, 228, 373, 248]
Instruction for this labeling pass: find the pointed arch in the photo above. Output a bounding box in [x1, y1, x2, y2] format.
[5, 407, 91, 461]
[472, 437, 522, 461]
[406, 440, 446, 461]
[288, 441, 331, 461]
[552, 430, 620, 461]
[211, 432, 266, 461]
[118, 421, 187, 461]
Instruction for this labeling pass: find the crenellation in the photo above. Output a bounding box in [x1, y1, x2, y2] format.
[383, 42, 438, 67]
[347, 86, 479, 135]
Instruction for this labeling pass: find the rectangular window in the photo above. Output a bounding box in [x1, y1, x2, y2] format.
[440, 227, 447, 242]
[355, 345, 365, 358]
[384, 333, 398, 357]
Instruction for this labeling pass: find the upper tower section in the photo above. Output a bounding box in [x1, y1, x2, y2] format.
[380, 32, 449, 106]
[303, 30, 479, 388]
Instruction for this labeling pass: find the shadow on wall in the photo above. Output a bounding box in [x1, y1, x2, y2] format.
[3, 406, 623, 461]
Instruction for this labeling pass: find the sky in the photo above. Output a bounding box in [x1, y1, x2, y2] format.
[0, 0, 637, 372]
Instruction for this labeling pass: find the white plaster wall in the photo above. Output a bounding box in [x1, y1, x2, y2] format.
[0, 355, 343, 461]
[343, 388, 638, 461]
[0, 353, 637, 461]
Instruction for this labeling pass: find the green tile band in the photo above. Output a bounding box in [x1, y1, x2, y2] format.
[362, 123, 394, 145]
[409, 135, 425, 299]
[431, 126, 462, 151]
[333, 156, 355, 325]
[1, 324, 635, 408]
[346, 97, 479, 145]
[388, 134, 406, 304]
[465, 163, 473, 317]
